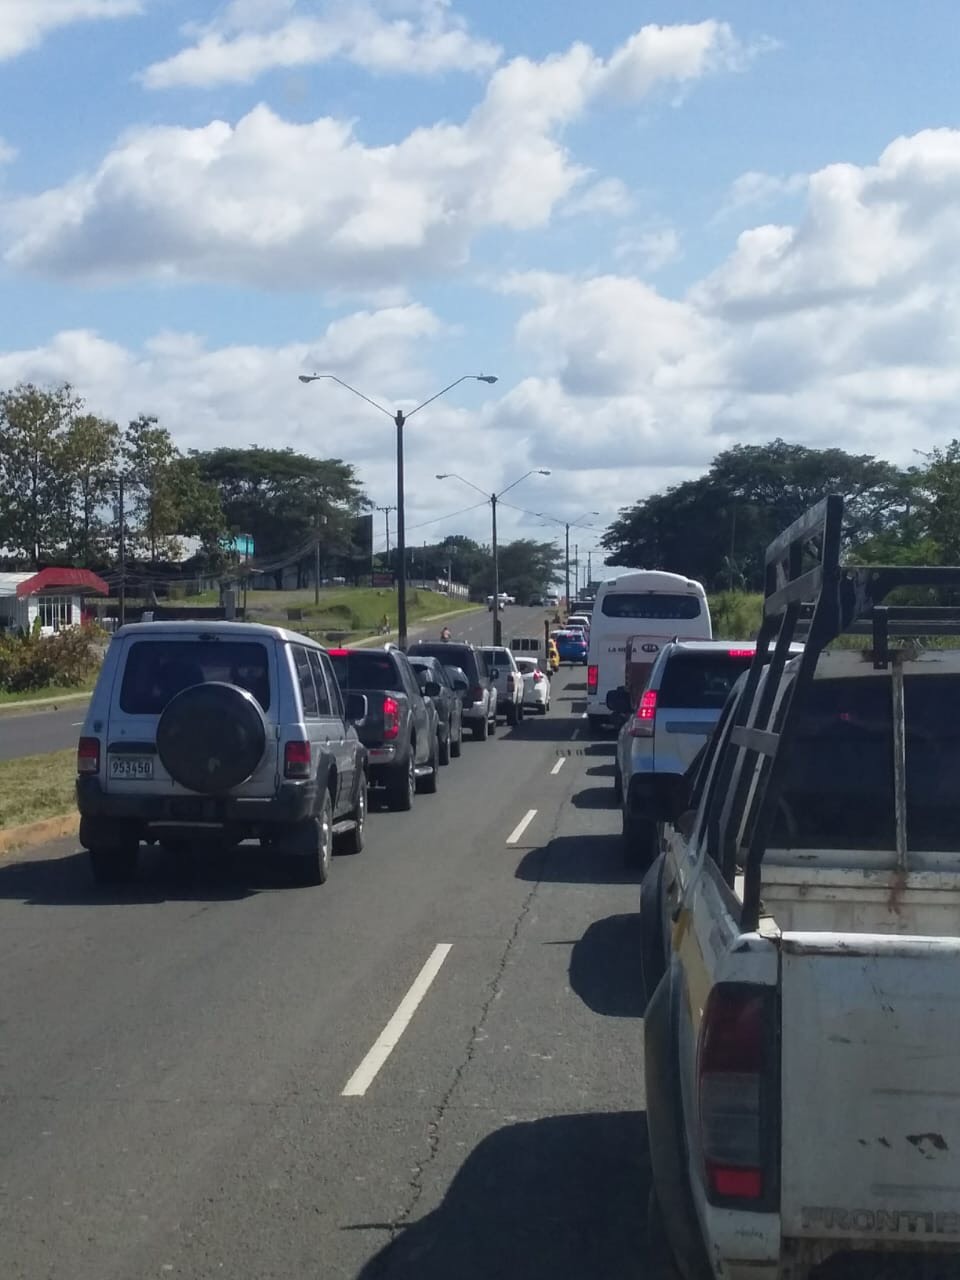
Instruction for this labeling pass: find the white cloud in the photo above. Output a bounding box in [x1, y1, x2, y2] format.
[141, 0, 502, 89]
[0, 138, 18, 166]
[613, 227, 681, 271]
[0, 0, 142, 61]
[562, 178, 633, 219]
[2, 21, 759, 291]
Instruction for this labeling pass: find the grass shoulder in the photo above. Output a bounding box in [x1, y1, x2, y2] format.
[0, 749, 76, 830]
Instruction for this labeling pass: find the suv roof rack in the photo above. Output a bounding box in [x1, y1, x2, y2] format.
[706, 494, 960, 931]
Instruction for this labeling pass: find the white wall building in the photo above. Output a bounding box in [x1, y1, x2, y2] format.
[0, 568, 109, 634]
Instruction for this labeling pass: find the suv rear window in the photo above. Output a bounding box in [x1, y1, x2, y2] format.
[119, 639, 271, 713]
[329, 651, 400, 692]
[407, 643, 481, 684]
[658, 652, 754, 710]
[480, 648, 513, 671]
[601, 592, 701, 620]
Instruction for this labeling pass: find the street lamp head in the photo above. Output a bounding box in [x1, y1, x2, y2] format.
[436, 473, 450, 480]
[476, 375, 498, 384]
[538, 469, 551, 476]
[298, 374, 316, 383]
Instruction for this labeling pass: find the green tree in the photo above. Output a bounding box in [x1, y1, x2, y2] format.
[192, 447, 368, 588]
[123, 417, 226, 563]
[63, 412, 120, 565]
[602, 440, 910, 591]
[0, 383, 79, 566]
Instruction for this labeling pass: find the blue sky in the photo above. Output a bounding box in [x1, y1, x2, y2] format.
[2, 1, 960, 555]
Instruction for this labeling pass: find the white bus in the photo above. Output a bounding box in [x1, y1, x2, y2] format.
[585, 570, 712, 730]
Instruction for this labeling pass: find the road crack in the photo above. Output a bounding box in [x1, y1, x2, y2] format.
[389, 875, 544, 1239]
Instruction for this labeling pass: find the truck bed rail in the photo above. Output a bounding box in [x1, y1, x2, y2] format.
[713, 495, 960, 930]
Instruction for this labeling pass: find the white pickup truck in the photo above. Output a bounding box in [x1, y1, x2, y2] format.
[640, 496, 960, 1280]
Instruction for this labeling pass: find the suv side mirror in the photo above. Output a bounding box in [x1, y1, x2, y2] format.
[489, 668, 500, 681]
[423, 681, 442, 698]
[450, 673, 469, 692]
[606, 687, 631, 717]
[345, 691, 368, 725]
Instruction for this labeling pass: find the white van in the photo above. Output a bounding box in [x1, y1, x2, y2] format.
[585, 571, 711, 730]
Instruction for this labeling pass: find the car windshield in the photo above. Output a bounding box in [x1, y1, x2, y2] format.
[328, 651, 400, 692]
[119, 639, 271, 713]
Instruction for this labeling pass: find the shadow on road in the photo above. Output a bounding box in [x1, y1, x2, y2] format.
[0, 842, 308, 906]
[499, 715, 587, 745]
[584, 741, 616, 757]
[586, 762, 616, 778]
[568, 914, 646, 1018]
[515, 833, 639, 886]
[571, 785, 617, 810]
[353, 1111, 650, 1280]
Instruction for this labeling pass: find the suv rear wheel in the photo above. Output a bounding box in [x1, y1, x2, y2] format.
[417, 733, 440, 795]
[438, 720, 451, 766]
[337, 771, 367, 855]
[287, 791, 333, 885]
[506, 702, 519, 727]
[473, 715, 488, 742]
[623, 805, 659, 870]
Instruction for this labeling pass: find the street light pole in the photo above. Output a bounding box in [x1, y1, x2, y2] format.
[564, 522, 570, 611]
[300, 372, 497, 648]
[436, 469, 550, 645]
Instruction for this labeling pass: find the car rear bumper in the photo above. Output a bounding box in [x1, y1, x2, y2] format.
[77, 774, 318, 831]
[462, 701, 489, 722]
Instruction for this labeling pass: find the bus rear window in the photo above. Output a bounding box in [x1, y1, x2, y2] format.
[600, 592, 702, 620]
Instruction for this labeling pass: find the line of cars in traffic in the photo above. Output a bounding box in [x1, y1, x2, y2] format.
[74, 619, 555, 887]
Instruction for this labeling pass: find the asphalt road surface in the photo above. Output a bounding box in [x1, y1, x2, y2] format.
[0, 651, 652, 1280]
[0, 607, 555, 762]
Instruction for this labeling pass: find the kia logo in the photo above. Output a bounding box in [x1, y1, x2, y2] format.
[642, 643, 659, 653]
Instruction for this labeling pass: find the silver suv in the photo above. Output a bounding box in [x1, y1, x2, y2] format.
[611, 640, 780, 868]
[478, 645, 525, 726]
[76, 622, 369, 887]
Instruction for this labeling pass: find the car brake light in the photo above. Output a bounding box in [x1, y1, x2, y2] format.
[284, 740, 311, 779]
[327, 648, 349, 657]
[77, 736, 100, 775]
[698, 985, 772, 1205]
[629, 689, 657, 737]
[471, 686, 483, 702]
[533, 671, 543, 683]
[727, 649, 755, 658]
[383, 695, 401, 740]
[587, 664, 599, 694]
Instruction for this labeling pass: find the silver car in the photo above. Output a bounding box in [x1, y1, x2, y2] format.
[479, 645, 526, 726]
[612, 640, 783, 869]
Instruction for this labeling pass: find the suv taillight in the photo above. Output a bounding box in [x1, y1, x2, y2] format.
[587, 664, 599, 694]
[470, 686, 483, 703]
[628, 689, 657, 737]
[77, 737, 100, 775]
[698, 984, 774, 1205]
[383, 696, 401, 740]
[284, 740, 311, 779]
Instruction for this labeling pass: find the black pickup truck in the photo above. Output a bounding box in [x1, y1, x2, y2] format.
[328, 646, 440, 811]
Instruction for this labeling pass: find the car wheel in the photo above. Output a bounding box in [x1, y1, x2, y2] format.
[623, 805, 659, 870]
[418, 734, 440, 795]
[472, 715, 488, 742]
[337, 770, 367, 855]
[488, 715, 496, 736]
[289, 791, 333, 885]
[542, 699, 549, 715]
[450, 722, 463, 758]
[506, 702, 518, 727]
[386, 749, 416, 811]
[613, 767, 623, 804]
[587, 714, 605, 735]
[438, 721, 451, 766]
[89, 844, 139, 885]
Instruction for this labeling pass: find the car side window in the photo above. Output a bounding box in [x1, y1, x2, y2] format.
[293, 645, 320, 717]
[321, 654, 345, 719]
[307, 648, 334, 716]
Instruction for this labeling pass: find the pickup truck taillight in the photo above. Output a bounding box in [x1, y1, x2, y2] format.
[383, 696, 401, 740]
[470, 686, 483, 704]
[77, 737, 100, 775]
[628, 689, 657, 737]
[284, 740, 311, 779]
[587, 664, 599, 694]
[698, 984, 775, 1206]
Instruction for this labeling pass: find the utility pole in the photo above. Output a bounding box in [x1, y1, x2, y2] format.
[587, 548, 592, 588]
[491, 492, 501, 645]
[117, 474, 126, 628]
[574, 543, 580, 598]
[564, 522, 570, 611]
[376, 505, 396, 574]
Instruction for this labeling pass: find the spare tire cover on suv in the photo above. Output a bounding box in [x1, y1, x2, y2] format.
[157, 682, 266, 794]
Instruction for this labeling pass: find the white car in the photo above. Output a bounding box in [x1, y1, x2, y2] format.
[566, 613, 591, 632]
[478, 645, 525, 725]
[514, 656, 550, 714]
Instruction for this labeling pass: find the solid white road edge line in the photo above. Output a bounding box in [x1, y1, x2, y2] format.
[342, 943, 453, 1098]
[506, 808, 537, 845]
[550, 758, 566, 775]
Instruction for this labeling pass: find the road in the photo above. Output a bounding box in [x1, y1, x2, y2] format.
[0, 658, 652, 1280]
[0, 607, 553, 762]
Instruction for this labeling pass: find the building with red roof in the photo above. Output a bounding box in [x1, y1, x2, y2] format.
[0, 568, 109, 633]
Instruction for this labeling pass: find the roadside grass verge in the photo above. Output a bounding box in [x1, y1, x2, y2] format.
[0, 749, 76, 830]
[0, 672, 98, 709]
